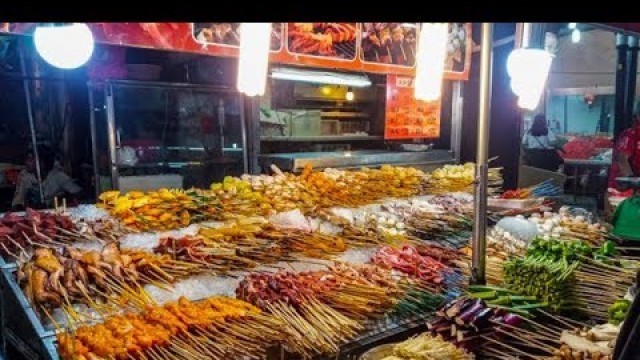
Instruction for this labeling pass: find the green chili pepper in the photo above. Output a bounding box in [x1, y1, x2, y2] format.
[602, 241, 616, 257]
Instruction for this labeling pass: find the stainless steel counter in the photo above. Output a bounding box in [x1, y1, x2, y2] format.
[259, 149, 455, 172]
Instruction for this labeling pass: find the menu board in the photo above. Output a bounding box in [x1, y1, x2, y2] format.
[287, 23, 357, 60]
[0, 23, 471, 80]
[360, 23, 418, 67]
[384, 75, 441, 140]
[193, 23, 283, 51]
[446, 23, 468, 73]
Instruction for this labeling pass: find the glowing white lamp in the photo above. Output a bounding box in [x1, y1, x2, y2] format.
[414, 23, 448, 101]
[237, 23, 272, 96]
[345, 87, 354, 101]
[572, 29, 581, 43]
[34, 23, 94, 69]
[507, 48, 553, 110]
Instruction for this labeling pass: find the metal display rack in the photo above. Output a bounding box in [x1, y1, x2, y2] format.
[1, 258, 59, 360]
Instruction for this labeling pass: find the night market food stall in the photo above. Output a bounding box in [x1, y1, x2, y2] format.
[0, 22, 637, 360]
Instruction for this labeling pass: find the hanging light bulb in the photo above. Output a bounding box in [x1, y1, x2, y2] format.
[345, 86, 354, 101]
[414, 23, 448, 101]
[34, 23, 94, 69]
[237, 23, 272, 96]
[507, 48, 553, 110]
[571, 29, 581, 43]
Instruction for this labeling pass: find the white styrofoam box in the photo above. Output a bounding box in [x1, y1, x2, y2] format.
[487, 197, 545, 210]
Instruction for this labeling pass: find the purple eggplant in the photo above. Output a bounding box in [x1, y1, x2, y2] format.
[502, 313, 522, 327]
[470, 307, 494, 331]
[454, 299, 486, 325]
[445, 298, 475, 319]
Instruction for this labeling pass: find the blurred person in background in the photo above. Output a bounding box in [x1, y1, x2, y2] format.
[522, 114, 564, 172]
[522, 114, 558, 150]
[12, 151, 82, 210]
[11, 152, 40, 210]
[608, 110, 640, 189]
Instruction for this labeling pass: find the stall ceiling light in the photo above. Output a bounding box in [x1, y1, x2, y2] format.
[237, 23, 272, 96]
[271, 68, 372, 87]
[414, 23, 448, 101]
[34, 23, 94, 69]
[507, 47, 553, 110]
[571, 29, 581, 43]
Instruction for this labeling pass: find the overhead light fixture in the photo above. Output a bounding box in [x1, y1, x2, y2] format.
[571, 29, 581, 43]
[507, 47, 553, 110]
[414, 23, 448, 101]
[34, 23, 94, 69]
[271, 67, 372, 87]
[345, 87, 354, 101]
[237, 23, 272, 96]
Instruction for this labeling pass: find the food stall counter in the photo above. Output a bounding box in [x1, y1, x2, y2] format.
[259, 149, 454, 172]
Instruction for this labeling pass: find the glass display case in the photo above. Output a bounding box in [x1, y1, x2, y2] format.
[89, 80, 248, 195]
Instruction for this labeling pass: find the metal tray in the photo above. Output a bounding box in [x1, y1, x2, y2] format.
[260, 150, 454, 172]
[1, 267, 59, 360]
[359, 343, 397, 360]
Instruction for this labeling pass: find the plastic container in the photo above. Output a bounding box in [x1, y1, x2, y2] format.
[287, 110, 322, 136]
[321, 120, 340, 135]
[487, 197, 544, 210]
[496, 216, 539, 243]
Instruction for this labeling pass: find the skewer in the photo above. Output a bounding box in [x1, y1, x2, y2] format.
[1, 242, 22, 260]
[480, 335, 541, 360]
[494, 327, 556, 354]
[482, 346, 518, 360]
[536, 309, 591, 329]
[6, 235, 28, 255]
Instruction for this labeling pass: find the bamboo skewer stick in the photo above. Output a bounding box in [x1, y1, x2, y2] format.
[494, 327, 556, 354]
[481, 335, 541, 360]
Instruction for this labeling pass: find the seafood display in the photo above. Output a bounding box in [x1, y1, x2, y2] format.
[422, 163, 503, 195]
[0, 209, 110, 259]
[372, 245, 448, 286]
[288, 23, 357, 58]
[17, 243, 196, 311]
[360, 23, 417, 66]
[2, 161, 631, 360]
[236, 266, 392, 356]
[57, 296, 284, 360]
[527, 208, 612, 246]
[241, 165, 425, 214]
[154, 220, 348, 272]
[98, 189, 203, 231]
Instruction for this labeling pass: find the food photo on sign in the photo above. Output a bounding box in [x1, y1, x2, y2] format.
[446, 23, 467, 72]
[287, 23, 357, 59]
[360, 23, 418, 66]
[385, 75, 441, 140]
[193, 23, 283, 51]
